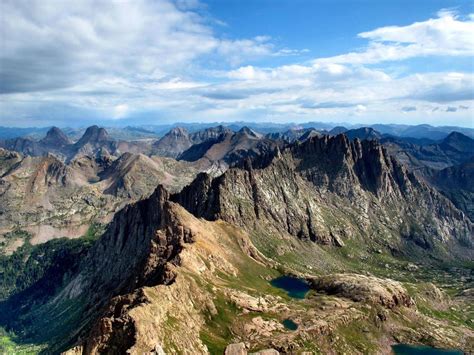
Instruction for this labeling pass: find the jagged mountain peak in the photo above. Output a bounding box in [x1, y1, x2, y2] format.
[76, 125, 110, 146]
[440, 131, 474, 150]
[190, 125, 232, 143]
[167, 127, 189, 137]
[152, 127, 193, 158]
[40, 126, 70, 147]
[237, 126, 262, 138]
[344, 127, 382, 141]
[174, 132, 472, 256]
[329, 126, 347, 135]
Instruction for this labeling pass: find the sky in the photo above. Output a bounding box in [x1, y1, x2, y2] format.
[0, 0, 473, 128]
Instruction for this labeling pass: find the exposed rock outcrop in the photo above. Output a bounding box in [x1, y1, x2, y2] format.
[308, 273, 413, 309]
[173, 134, 473, 257]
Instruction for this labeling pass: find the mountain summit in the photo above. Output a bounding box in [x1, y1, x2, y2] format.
[40, 127, 71, 147]
[75, 125, 110, 146]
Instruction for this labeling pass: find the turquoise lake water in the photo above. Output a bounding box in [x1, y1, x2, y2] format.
[391, 344, 463, 355]
[282, 319, 298, 330]
[270, 275, 310, 299]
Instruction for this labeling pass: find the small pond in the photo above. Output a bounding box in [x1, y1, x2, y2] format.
[391, 344, 463, 355]
[270, 275, 310, 299]
[282, 319, 298, 331]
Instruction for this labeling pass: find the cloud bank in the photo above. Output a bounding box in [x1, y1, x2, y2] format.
[0, 1, 473, 127]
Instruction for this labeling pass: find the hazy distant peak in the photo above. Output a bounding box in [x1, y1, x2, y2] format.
[168, 127, 189, 137]
[40, 126, 70, 146]
[344, 127, 382, 141]
[444, 131, 471, 142]
[329, 126, 348, 135]
[440, 131, 474, 153]
[237, 126, 261, 138]
[77, 126, 109, 145]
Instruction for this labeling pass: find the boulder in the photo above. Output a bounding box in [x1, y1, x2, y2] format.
[308, 273, 413, 309]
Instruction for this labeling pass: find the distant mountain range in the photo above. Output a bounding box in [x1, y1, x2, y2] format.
[1, 121, 473, 141]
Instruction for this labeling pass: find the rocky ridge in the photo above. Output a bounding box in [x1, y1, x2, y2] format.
[152, 125, 233, 158]
[173, 134, 473, 258]
[178, 126, 280, 167]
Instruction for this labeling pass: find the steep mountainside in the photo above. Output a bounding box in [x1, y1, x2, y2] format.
[70, 125, 116, 159]
[426, 157, 474, 221]
[1, 127, 473, 354]
[0, 182, 471, 354]
[39, 126, 71, 148]
[174, 134, 473, 260]
[152, 127, 193, 158]
[0, 148, 22, 175]
[1, 182, 472, 354]
[99, 152, 199, 198]
[0, 136, 43, 157]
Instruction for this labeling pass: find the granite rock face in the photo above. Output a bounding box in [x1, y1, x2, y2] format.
[174, 134, 473, 256]
[65, 186, 193, 301]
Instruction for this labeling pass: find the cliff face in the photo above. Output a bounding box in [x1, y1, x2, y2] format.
[174, 134, 473, 256]
[35, 186, 200, 352]
[61, 186, 193, 303]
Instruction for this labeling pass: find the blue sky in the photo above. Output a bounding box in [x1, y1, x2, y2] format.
[206, 0, 472, 57]
[0, 0, 473, 127]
